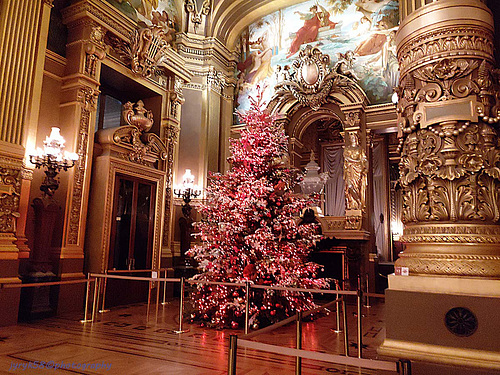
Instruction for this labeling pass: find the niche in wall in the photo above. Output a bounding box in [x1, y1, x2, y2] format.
[96, 64, 163, 134]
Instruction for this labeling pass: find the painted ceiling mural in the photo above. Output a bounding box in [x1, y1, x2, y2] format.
[105, 0, 180, 31]
[235, 0, 399, 113]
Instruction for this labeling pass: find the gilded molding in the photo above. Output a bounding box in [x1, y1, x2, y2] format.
[396, 254, 500, 277]
[77, 86, 99, 111]
[398, 26, 494, 77]
[112, 126, 167, 166]
[62, 0, 133, 40]
[68, 106, 92, 245]
[399, 124, 500, 224]
[20, 167, 33, 181]
[169, 77, 185, 118]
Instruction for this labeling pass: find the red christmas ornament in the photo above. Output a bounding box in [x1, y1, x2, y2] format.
[231, 321, 239, 329]
[243, 263, 257, 280]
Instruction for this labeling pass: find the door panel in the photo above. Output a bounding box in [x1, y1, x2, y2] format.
[106, 175, 156, 307]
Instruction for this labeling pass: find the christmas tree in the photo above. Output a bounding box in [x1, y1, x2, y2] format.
[187, 90, 328, 329]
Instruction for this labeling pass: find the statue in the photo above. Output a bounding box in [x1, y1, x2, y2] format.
[334, 51, 359, 81]
[343, 132, 367, 211]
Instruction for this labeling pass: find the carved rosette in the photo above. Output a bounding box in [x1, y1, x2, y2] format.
[395, 0, 500, 277]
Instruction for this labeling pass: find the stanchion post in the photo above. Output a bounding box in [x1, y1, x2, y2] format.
[357, 284, 363, 359]
[342, 297, 349, 357]
[397, 359, 412, 375]
[91, 277, 99, 322]
[162, 269, 168, 305]
[99, 270, 109, 313]
[334, 280, 341, 333]
[295, 311, 302, 375]
[155, 275, 160, 323]
[173, 277, 189, 333]
[147, 280, 152, 321]
[365, 273, 371, 308]
[244, 282, 250, 335]
[81, 273, 90, 323]
[228, 335, 238, 375]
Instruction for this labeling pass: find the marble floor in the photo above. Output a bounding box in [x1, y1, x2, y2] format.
[0, 297, 393, 375]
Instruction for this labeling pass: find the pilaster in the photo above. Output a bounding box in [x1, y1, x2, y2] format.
[59, 7, 107, 278]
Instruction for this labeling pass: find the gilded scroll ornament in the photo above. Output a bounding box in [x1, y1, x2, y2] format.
[185, 0, 211, 33]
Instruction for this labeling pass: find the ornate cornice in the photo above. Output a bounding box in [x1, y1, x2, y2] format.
[175, 33, 238, 73]
[62, 0, 134, 40]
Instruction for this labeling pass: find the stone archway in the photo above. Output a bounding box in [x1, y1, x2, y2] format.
[266, 45, 371, 234]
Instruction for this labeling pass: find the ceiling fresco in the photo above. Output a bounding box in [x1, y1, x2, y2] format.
[105, 0, 180, 30]
[235, 0, 399, 113]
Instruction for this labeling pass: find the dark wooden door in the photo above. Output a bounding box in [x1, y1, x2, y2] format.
[106, 175, 156, 307]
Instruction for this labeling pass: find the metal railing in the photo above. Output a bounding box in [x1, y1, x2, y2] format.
[78, 272, 409, 373]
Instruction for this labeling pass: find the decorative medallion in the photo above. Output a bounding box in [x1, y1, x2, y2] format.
[445, 307, 477, 337]
[272, 45, 356, 110]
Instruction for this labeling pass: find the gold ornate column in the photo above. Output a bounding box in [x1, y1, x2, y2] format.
[0, 0, 52, 325]
[395, 0, 499, 278]
[379, 1, 500, 371]
[59, 6, 107, 280]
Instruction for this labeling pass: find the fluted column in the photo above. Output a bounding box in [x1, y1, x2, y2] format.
[394, 0, 500, 278]
[0, 0, 52, 325]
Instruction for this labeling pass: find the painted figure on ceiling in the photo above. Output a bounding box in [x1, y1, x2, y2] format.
[287, 4, 337, 58]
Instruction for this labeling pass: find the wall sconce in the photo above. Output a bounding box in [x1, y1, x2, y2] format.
[29, 127, 78, 197]
[173, 169, 202, 218]
[299, 151, 328, 195]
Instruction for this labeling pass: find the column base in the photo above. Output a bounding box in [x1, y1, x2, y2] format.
[379, 274, 500, 374]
